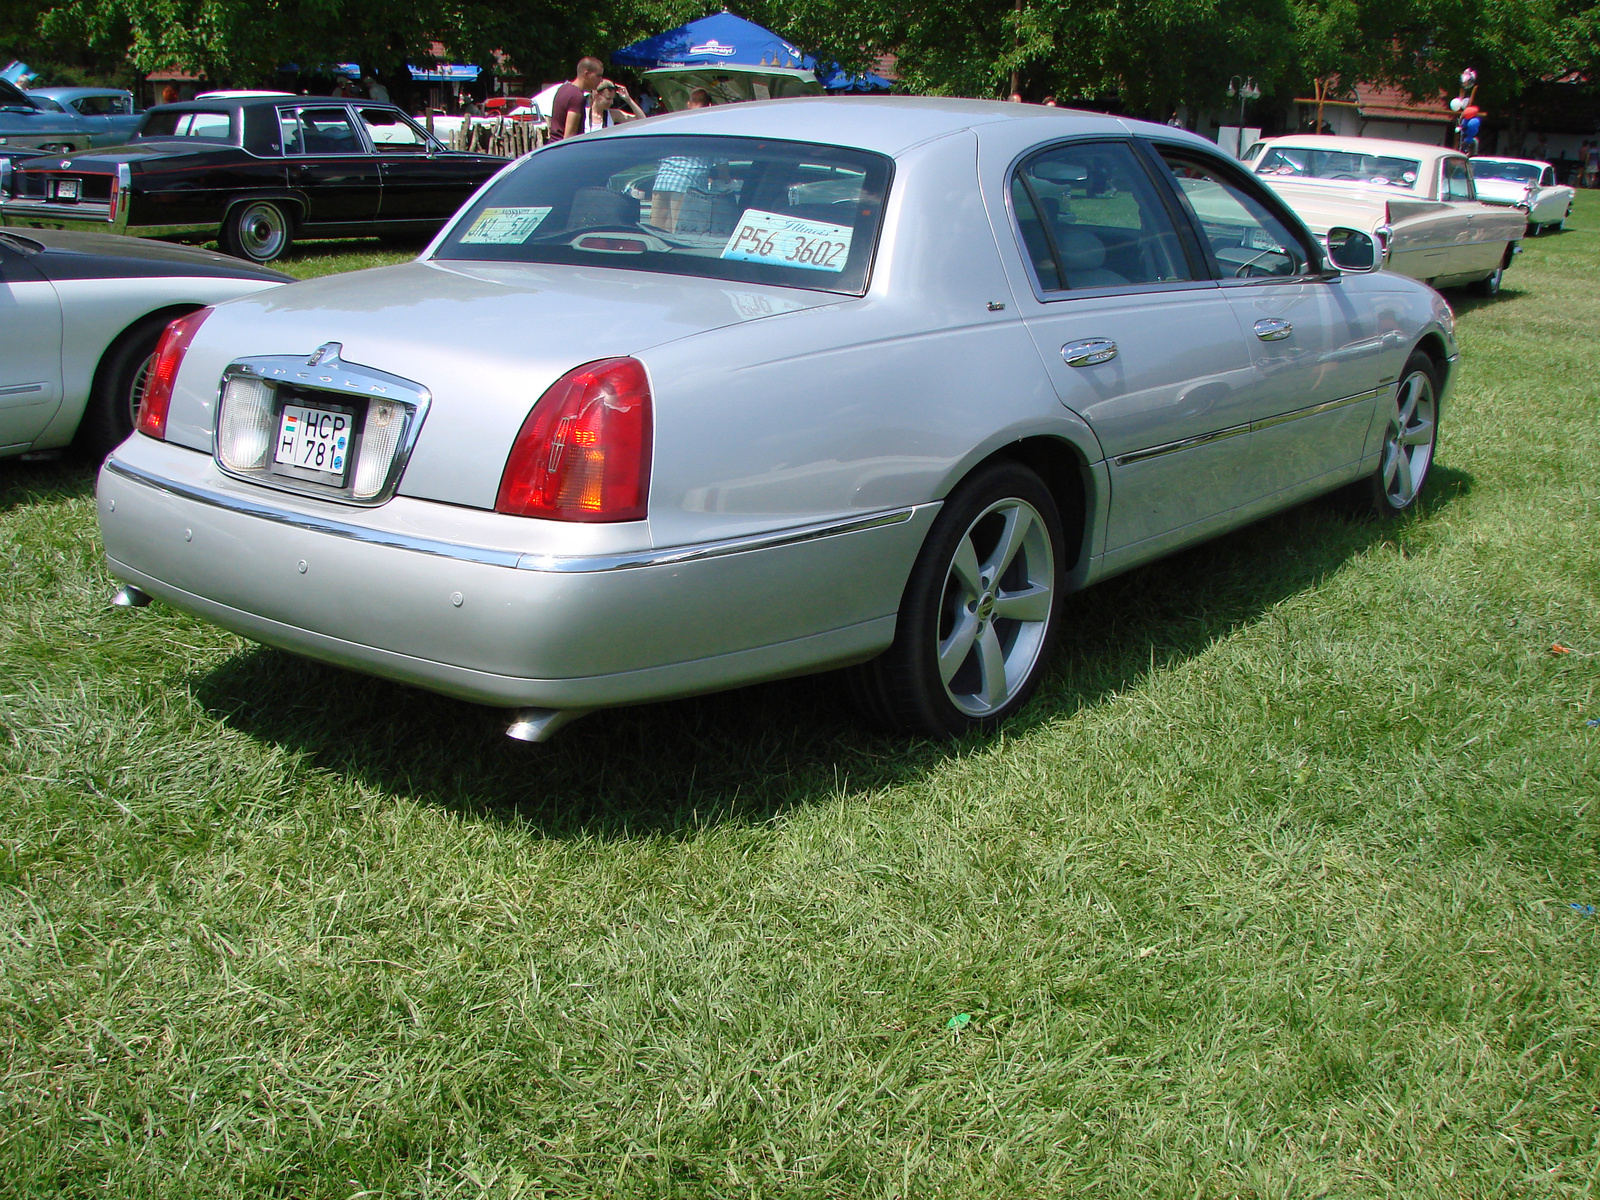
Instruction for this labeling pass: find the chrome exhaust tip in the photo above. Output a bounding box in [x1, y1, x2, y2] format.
[505, 706, 592, 742]
[110, 585, 152, 608]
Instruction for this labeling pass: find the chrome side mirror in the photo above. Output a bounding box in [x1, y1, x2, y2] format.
[1325, 226, 1378, 272]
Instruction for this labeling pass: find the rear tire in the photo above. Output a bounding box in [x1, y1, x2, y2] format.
[221, 199, 292, 263]
[1471, 262, 1503, 296]
[849, 461, 1064, 737]
[1346, 350, 1439, 517]
[79, 313, 176, 461]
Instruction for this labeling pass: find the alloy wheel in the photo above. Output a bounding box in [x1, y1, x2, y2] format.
[935, 497, 1056, 718]
[1379, 369, 1436, 509]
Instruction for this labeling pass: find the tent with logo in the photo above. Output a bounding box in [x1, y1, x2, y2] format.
[611, 12, 891, 100]
[613, 12, 812, 71]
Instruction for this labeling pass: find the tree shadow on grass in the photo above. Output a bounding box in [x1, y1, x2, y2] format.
[187, 468, 1473, 837]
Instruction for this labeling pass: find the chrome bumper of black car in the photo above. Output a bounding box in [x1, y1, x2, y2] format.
[0, 161, 210, 239]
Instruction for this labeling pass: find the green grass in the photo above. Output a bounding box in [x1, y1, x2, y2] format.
[269, 238, 426, 279]
[3, 197, 1599, 1198]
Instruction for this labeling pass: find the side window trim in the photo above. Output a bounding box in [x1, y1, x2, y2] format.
[1142, 141, 1325, 283]
[1012, 170, 1066, 291]
[1128, 138, 1213, 280]
[287, 104, 367, 156]
[1003, 135, 1204, 299]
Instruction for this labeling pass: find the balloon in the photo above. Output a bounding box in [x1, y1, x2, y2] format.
[1460, 68, 1477, 87]
[1464, 117, 1481, 137]
[1463, 105, 1480, 120]
[1450, 97, 1466, 112]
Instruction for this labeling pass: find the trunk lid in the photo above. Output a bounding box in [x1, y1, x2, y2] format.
[170, 259, 839, 509]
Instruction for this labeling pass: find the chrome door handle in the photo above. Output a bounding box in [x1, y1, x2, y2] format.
[1254, 318, 1293, 341]
[1061, 338, 1117, 367]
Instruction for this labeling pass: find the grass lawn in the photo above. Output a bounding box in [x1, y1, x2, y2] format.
[2, 197, 1598, 1199]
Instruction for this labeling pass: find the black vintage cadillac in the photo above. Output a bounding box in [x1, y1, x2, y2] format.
[0, 96, 507, 263]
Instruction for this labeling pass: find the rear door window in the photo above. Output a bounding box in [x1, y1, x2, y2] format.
[1441, 158, 1473, 201]
[284, 107, 364, 155]
[1009, 141, 1192, 291]
[435, 134, 891, 295]
[140, 110, 235, 140]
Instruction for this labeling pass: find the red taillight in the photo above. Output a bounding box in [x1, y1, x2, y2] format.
[495, 357, 652, 521]
[136, 308, 211, 440]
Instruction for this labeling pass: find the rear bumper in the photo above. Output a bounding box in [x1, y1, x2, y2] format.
[97, 438, 933, 711]
[0, 196, 213, 239]
[0, 162, 213, 238]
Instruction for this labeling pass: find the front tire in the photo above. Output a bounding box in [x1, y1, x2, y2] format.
[79, 313, 175, 461]
[221, 200, 292, 263]
[1349, 350, 1439, 516]
[850, 461, 1064, 736]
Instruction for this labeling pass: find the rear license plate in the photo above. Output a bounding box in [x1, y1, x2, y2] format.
[53, 178, 80, 201]
[274, 403, 351, 484]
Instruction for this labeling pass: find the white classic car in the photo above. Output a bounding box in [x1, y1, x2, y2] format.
[1244, 135, 1524, 294]
[1467, 157, 1574, 235]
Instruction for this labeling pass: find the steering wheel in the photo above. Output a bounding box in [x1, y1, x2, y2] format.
[1330, 173, 1362, 180]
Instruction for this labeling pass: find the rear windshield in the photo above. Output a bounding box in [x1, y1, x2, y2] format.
[1256, 146, 1420, 190]
[139, 110, 235, 141]
[1471, 160, 1540, 183]
[434, 133, 892, 295]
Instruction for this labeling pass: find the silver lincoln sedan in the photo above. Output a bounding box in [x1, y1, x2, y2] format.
[96, 98, 1456, 741]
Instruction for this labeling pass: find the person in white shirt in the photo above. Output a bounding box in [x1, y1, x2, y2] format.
[585, 80, 645, 132]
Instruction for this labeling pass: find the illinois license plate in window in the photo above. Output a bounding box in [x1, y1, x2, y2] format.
[274, 403, 352, 484]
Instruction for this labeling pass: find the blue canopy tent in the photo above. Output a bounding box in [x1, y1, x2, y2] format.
[613, 12, 813, 71]
[612, 12, 891, 93]
[819, 66, 894, 92]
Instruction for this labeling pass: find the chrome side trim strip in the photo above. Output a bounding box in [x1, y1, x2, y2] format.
[1249, 386, 1383, 432]
[0, 382, 46, 397]
[103, 456, 919, 575]
[514, 508, 919, 574]
[1115, 422, 1248, 467]
[1113, 385, 1387, 467]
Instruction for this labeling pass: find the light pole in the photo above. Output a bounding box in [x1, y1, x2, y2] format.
[1226, 76, 1261, 129]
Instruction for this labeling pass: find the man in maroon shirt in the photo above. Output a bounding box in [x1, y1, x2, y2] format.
[550, 57, 603, 141]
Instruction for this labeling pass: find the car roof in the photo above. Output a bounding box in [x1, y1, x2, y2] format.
[1256, 134, 1458, 163]
[150, 95, 356, 113]
[595, 95, 1214, 158]
[1473, 156, 1548, 168]
[30, 87, 132, 100]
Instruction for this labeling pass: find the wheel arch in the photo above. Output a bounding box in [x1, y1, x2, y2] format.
[74, 303, 203, 451]
[945, 434, 1096, 577]
[1413, 330, 1452, 393]
[222, 192, 306, 233]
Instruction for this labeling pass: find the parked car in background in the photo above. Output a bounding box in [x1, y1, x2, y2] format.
[1245, 134, 1524, 294]
[25, 88, 143, 146]
[0, 146, 48, 170]
[1, 77, 95, 152]
[1, 226, 287, 460]
[97, 99, 1455, 743]
[483, 96, 535, 119]
[0, 95, 507, 263]
[1467, 157, 1574, 235]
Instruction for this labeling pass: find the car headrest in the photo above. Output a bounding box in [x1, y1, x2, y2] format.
[1057, 228, 1107, 271]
